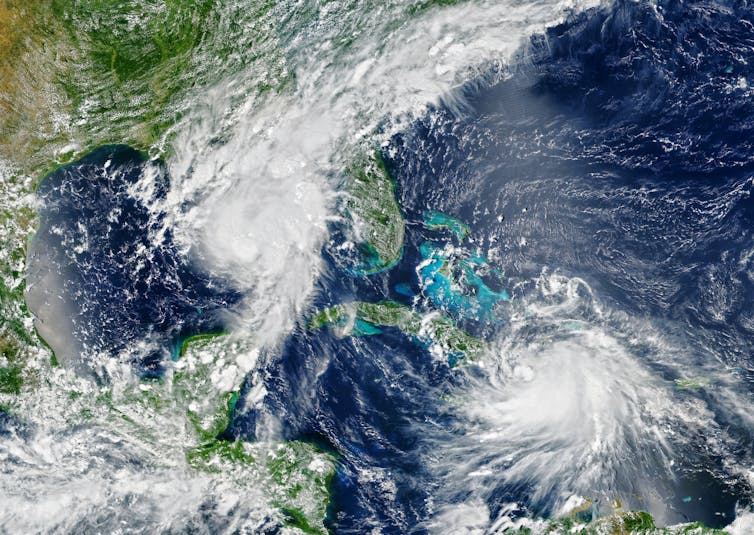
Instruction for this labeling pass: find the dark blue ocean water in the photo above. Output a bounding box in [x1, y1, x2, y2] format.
[26, 146, 239, 378]
[234, 0, 754, 532]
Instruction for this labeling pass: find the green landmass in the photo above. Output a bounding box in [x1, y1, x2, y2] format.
[0, 336, 24, 394]
[1, 0, 286, 177]
[520, 509, 727, 534]
[0, 3, 330, 527]
[177, 331, 231, 359]
[346, 153, 405, 274]
[423, 210, 471, 240]
[407, 0, 468, 16]
[124, 334, 335, 533]
[311, 300, 485, 362]
[674, 377, 713, 390]
[0, 0, 287, 397]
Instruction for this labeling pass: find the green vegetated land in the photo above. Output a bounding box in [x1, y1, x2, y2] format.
[0, 3, 335, 532]
[0, 0, 286, 394]
[311, 300, 485, 362]
[522, 509, 728, 534]
[345, 153, 405, 274]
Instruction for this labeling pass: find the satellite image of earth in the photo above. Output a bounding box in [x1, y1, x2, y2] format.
[2, 0, 754, 533]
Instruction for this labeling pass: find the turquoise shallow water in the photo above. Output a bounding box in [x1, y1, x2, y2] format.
[238, 0, 754, 531]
